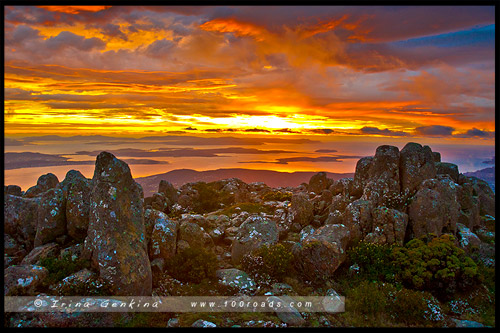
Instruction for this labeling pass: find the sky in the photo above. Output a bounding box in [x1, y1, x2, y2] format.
[3, 5, 496, 189]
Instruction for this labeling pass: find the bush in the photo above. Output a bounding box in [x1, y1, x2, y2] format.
[191, 182, 225, 213]
[262, 191, 293, 202]
[221, 202, 274, 217]
[56, 275, 114, 296]
[389, 288, 443, 325]
[393, 234, 481, 300]
[165, 246, 218, 284]
[240, 244, 293, 285]
[348, 241, 398, 282]
[39, 253, 90, 286]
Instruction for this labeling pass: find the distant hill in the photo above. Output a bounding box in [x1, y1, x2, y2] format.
[135, 168, 354, 196]
[464, 166, 495, 193]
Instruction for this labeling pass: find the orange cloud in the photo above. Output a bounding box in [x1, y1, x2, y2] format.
[200, 18, 268, 41]
[38, 6, 112, 14]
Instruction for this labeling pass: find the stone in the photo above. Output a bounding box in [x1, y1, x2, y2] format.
[21, 243, 59, 266]
[435, 162, 459, 183]
[148, 210, 178, 261]
[34, 188, 66, 247]
[290, 193, 314, 227]
[5, 185, 22, 196]
[56, 268, 96, 291]
[432, 152, 441, 162]
[82, 151, 152, 296]
[24, 173, 59, 198]
[167, 318, 179, 327]
[399, 142, 436, 195]
[4, 194, 40, 250]
[292, 224, 350, 283]
[231, 215, 279, 265]
[451, 319, 484, 328]
[407, 175, 460, 238]
[192, 319, 217, 328]
[325, 210, 343, 225]
[352, 156, 374, 197]
[158, 180, 179, 204]
[343, 199, 373, 245]
[216, 268, 256, 293]
[267, 296, 305, 326]
[59, 170, 91, 241]
[178, 222, 214, 251]
[364, 207, 408, 245]
[4, 265, 48, 295]
[456, 223, 481, 253]
[467, 176, 495, 217]
[299, 225, 315, 242]
[308, 172, 332, 194]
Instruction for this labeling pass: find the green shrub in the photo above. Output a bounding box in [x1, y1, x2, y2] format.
[389, 288, 443, 325]
[39, 253, 90, 286]
[220, 202, 274, 217]
[262, 191, 293, 202]
[393, 234, 481, 300]
[191, 182, 225, 213]
[56, 275, 114, 296]
[346, 280, 395, 315]
[348, 241, 398, 282]
[165, 246, 218, 284]
[240, 243, 293, 285]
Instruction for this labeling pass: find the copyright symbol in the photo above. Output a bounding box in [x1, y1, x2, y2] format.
[34, 299, 43, 308]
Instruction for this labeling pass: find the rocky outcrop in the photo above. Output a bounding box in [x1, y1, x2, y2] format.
[308, 172, 332, 194]
[34, 188, 66, 247]
[24, 173, 59, 198]
[342, 199, 373, 245]
[290, 192, 314, 227]
[21, 243, 59, 265]
[407, 175, 459, 238]
[82, 151, 151, 296]
[4, 265, 48, 295]
[146, 209, 178, 262]
[292, 224, 350, 283]
[5, 185, 22, 196]
[364, 207, 408, 245]
[4, 194, 40, 251]
[158, 180, 179, 204]
[231, 215, 279, 265]
[58, 170, 91, 241]
[216, 268, 256, 293]
[178, 221, 214, 251]
[436, 162, 459, 183]
[399, 142, 436, 196]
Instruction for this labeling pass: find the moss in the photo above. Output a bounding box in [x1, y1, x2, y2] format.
[164, 246, 218, 284]
[262, 191, 293, 202]
[240, 243, 294, 285]
[39, 253, 90, 287]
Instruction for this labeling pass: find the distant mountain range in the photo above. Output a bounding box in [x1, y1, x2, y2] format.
[464, 166, 495, 193]
[135, 168, 355, 196]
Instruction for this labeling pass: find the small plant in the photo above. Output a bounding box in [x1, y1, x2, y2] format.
[165, 246, 218, 284]
[240, 243, 294, 285]
[39, 253, 90, 286]
[393, 234, 481, 300]
[262, 191, 293, 202]
[348, 241, 398, 282]
[56, 275, 114, 296]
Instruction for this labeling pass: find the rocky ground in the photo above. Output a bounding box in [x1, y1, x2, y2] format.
[4, 142, 495, 328]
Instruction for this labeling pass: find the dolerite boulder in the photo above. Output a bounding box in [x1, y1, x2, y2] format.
[330, 178, 354, 197]
[308, 172, 332, 194]
[21, 243, 60, 265]
[364, 207, 408, 245]
[467, 176, 495, 218]
[4, 265, 48, 296]
[456, 223, 481, 253]
[216, 268, 256, 293]
[359, 145, 401, 207]
[352, 157, 374, 197]
[58, 170, 91, 241]
[435, 162, 459, 183]
[457, 182, 481, 230]
[342, 199, 373, 245]
[83, 151, 151, 296]
[5, 185, 22, 196]
[34, 188, 66, 247]
[24, 173, 59, 198]
[292, 224, 350, 283]
[158, 180, 179, 204]
[178, 221, 214, 251]
[399, 142, 436, 195]
[407, 175, 460, 239]
[4, 194, 40, 250]
[290, 192, 314, 227]
[231, 215, 279, 265]
[146, 209, 178, 261]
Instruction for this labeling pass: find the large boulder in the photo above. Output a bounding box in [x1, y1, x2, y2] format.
[407, 175, 460, 239]
[468, 176, 495, 218]
[147, 209, 178, 262]
[342, 199, 373, 245]
[456, 182, 481, 230]
[435, 162, 459, 183]
[4, 265, 48, 295]
[158, 180, 179, 204]
[21, 243, 60, 266]
[4, 194, 40, 250]
[308, 172, 332, 194]
[82, 151, 152, 296]
[399, 142, 436, 196]
[352, 157, 374, 197]
[364, 207, 408, 245]
[178, 222, 214, 251]
[5, 185, 22, 196]
[58, 170, 91, 241]
[216, 268, 256, 293]
[292, 224, 350, 283]
[231, 215, 279, 265]
[24, 173, 59, 198]
[290, 193, 314, 227]
[34, 188, 66, 247]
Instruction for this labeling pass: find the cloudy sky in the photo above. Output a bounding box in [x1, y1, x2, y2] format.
[4, 5, 495, 138]
[3, 5, 496, 189]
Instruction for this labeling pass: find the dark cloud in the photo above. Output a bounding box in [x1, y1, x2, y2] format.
[145, 38, 175, 57]
[101, 23, 128, 40]
[244, 128, 271, 133]
[273, 128, 301, 134]
[454, 128, 495, 139]
[482, 156, 495, 165]
[45, 31, 106, 51]
[308, 128, 336, 135]
[240, 154, 363, 165]
[315, 149, 337, 153]
[4, 138, 28, 146]
[415, 125, 455, 137]
[360, 127, 410, 137]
